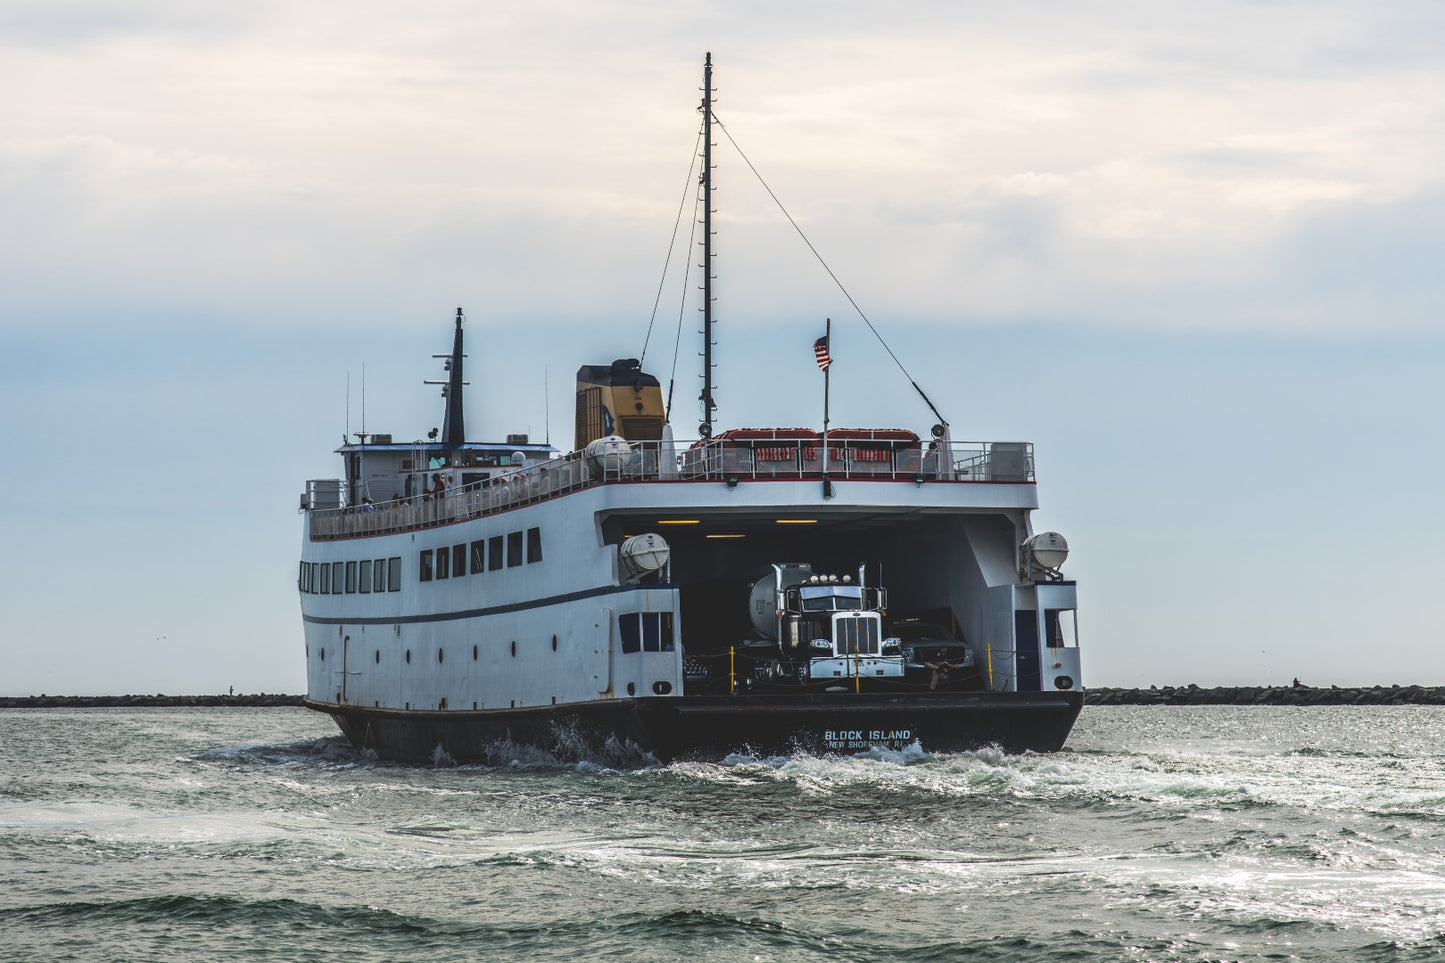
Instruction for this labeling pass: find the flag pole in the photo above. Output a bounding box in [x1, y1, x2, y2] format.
[821, 317, 832, 499]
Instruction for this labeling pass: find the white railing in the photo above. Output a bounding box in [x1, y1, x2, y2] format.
[307, 439, 1033, 540]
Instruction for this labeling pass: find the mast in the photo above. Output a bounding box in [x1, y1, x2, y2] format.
[441, 307, 466, 450]
[699, 52, 717, 439]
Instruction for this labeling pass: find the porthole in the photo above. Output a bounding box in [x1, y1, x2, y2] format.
[320, 648, 325, 661]
[552, 634, 557, 651]
[653, 680, 673, 695]
[406, 649, 412, 664]
[626, 682, 635, 696]
[438, 649, 444, 664]
[374, 650, 380, 664]
[472, 644, 478, 661]
[510, 640, 516, 657]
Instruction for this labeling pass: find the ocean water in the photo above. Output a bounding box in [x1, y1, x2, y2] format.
[1, 707, 1443, 961]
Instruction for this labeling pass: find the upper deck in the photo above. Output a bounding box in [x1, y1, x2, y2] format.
[306, 434, 1035, 541]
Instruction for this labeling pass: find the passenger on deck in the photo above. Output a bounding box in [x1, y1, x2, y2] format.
[428, 473, 447, 500]
[359, 497, 376, 513]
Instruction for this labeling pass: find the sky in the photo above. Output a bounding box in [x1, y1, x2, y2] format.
[2, 0, 1443, 694]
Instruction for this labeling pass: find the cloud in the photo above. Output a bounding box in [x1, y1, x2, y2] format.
[0, 0, 1441, 338]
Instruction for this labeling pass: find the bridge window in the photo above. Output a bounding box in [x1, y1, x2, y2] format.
[471, 540, 486, 574]
[320, 563, 330, 594]
[345, 561, 357, 594]
[527, 528, 542, 563]
[419, 549, 434, 582]
[489, 535, 503, 571]
[436, 547, 450, 579]
[359, 559, 372, 593]
[507, 531, 523, 568]
[452, 545, 467, 578]
[309, 564, 318, 594]
[388, 557, 401, 591]
[331, 562, 343, 594]
[373, 558, 386, 593]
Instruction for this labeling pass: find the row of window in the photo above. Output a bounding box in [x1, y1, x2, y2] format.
[298, 527, 543, 595]
[420, 527, 542, 582]
[299, 557, 403, 595]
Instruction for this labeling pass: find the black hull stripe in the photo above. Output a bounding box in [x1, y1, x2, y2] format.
[301, 582, 668, 626]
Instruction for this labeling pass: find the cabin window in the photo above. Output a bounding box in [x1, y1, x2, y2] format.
[436, 547, 450, 580]
[320, 563, 331, 595]
[309, 564, 318, 594]
[1045, 609, 1078, 647]
[298, 562, 306, 593]
[488, 536, 504, 571]
[373, 558, 387, 593]
[618, 612, 674, 654]
[345, 561, 358, 594]
[619, 614, 639, 653]
[452, 545, 467, 578]
[471, 540, 486, 574]
[419, 549, 434, 582]
[358, 559, 373, 594]
[388, 557, 401, 591]
[507, 531, 523, 568]
[527, 527, 542, 563]
[331, 562, 343, 594]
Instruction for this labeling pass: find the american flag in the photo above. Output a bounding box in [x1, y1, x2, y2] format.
[813, 335, 832, 371]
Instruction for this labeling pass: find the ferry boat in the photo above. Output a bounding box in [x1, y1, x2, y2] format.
[296, 56, 1084, 763]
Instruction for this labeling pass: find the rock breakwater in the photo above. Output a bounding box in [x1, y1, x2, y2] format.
[0, 694, 304, 708]
[1085, 685, 1445, 706]
[3, 687, 1442, 709]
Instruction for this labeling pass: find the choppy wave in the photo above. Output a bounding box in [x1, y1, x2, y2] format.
[5, 705, 1445, 961]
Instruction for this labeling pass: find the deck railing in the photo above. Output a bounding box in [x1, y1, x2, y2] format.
[307, 438, 1033, 540]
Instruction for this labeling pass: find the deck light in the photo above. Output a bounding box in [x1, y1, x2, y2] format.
[775, 519, 817, 524]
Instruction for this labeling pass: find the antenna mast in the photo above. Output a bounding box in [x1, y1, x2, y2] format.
[699, 52, 717, 439]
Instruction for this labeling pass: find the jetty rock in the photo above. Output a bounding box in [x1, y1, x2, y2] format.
[1084, 685, 1445, 706]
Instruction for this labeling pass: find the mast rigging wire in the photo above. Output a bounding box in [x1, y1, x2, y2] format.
[641, 129, 705, 365]
[666, 192, 702, 419]
[711, 112, 949, 427]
